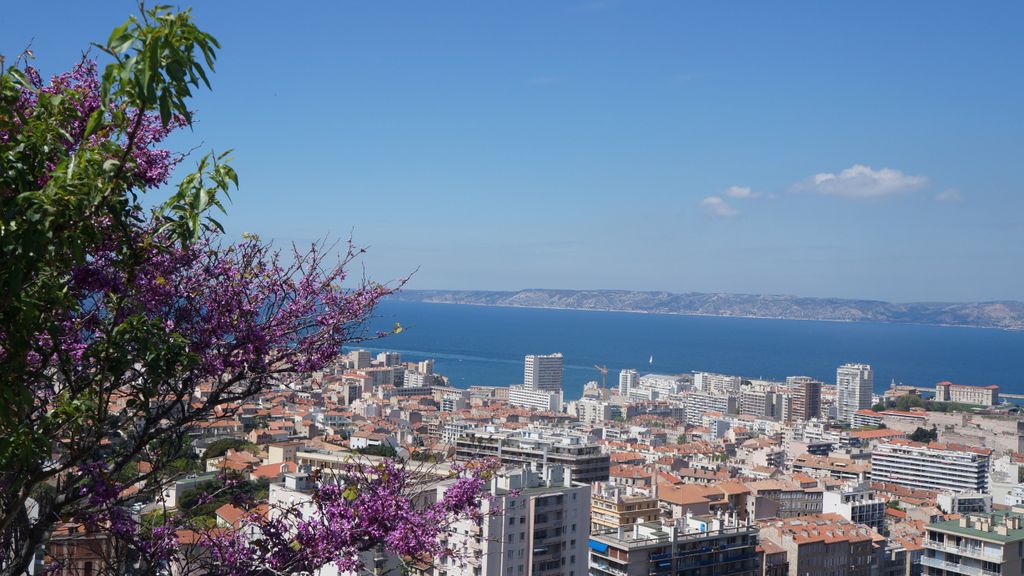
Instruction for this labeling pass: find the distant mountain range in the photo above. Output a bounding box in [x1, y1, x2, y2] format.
[391, 289, 1024, 330]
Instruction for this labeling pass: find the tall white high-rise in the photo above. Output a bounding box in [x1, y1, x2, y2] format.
[618, 369, 638, 396]
[836, 363, 873, 423]
[524, 353, 564, 392]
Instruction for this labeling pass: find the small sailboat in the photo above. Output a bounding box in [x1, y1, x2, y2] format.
[649, 354, 654, 365]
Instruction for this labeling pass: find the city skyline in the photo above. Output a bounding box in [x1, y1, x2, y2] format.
[5, 1, 1022, 302]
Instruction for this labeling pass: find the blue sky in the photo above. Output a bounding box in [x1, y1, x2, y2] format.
[4, 1, 1022, 302]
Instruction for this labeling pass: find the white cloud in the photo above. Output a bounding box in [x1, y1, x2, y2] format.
[700, 196, 738, 218]
[935, 188, 964, 203]
[795, 164, 927, 199]
[724, 186, 760, 199]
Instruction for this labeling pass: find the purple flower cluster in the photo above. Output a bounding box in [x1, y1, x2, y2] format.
[201, 458, 501, 575]
[5, 58, 185, 188]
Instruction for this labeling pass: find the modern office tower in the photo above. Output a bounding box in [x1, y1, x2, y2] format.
[589, 482, 660, 533]
[871, 440, 992, 493]
[822, 481, 887, 533]
[525, 353, 564, 392]
[618, 369, 638, 396]
[836, 363, 873, 423]
[455, 427, 610, 483]
[760, 513, 875, 576]
[922, 509, 1024, 576]
[439, 465, 591, 576]
[589, 511, 759, 576]
[787, 376, 822, 421]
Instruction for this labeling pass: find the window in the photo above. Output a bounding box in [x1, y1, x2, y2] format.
[509, 517, 515, 525]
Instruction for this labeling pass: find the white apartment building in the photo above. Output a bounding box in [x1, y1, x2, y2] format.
[823, 481, 886, 532]
[442, 420, 472, 444]
[637, 373, 691, 395]
[403, 370, 434, 388]
[375, 350, 401, 366]
[684, 390, 738, 424]
[509, 385, 563, 412]
[693, 372, 742, 394]
[837, 363, 873, 423]
[524, 353, 564, 392]
[618, 369, 638, 396]
[440, 466, 591, 576]
[871, 440, 992, 493]
[576, 397, 612, 424]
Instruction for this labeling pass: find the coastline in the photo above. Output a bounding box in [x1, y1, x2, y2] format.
[388, 297, 1023, 332]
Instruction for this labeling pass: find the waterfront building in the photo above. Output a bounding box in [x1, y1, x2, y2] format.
[871, 440, 991, 493]
[636, 373, 690, 395]
[619, 369, 638, 396]
[403, 370, 434, 388]
[440, 465, 591, 576]
[524, 353, 564, 392]
[934, 381, 999, 406]
[375, 350, 401, 366]
[455, 427, 610, 483]
[922, 509, 1024, 576]
[694, 372, 742, 394]
[837, 363, 873, 423]
[588, 511, 759, 576]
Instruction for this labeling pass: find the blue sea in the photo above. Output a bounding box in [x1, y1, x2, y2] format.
[361, 300, 1024, 401]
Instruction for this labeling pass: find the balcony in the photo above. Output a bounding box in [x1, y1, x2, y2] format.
[589, 560, 628, 576]
[924, 541, 1003, 562]
[920, 555, 1001, 576]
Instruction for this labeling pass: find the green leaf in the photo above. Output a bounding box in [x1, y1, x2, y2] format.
[83, 109, 105, 138]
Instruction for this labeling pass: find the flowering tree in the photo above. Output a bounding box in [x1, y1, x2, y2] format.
[0, 6, 491, 575]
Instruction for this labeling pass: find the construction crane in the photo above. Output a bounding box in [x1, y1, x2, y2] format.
[594, 365, 608, 399]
